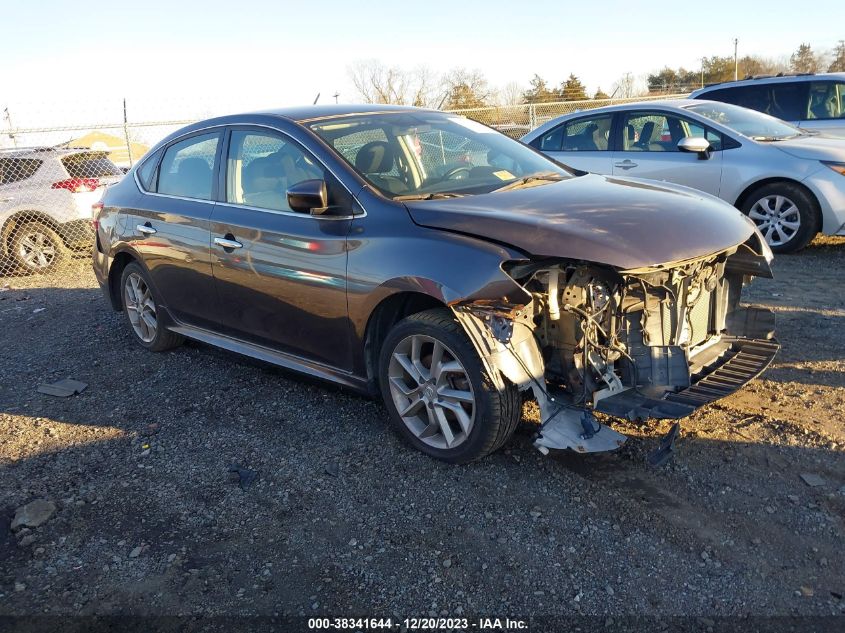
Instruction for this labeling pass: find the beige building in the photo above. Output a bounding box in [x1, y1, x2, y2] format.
[63, 131, 149, 168]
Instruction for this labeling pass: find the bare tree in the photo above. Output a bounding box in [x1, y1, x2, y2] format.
[349, 60, 410, 104]
[495, 81, 524, 106]
[611, 73, 638, 98]
[438, 68, 491, 109]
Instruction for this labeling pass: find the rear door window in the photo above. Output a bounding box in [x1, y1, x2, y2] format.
[561, 114, 613, 151]
[0, 158, 42, 185]
[156, 133, 221, 200]
[62, 152, 123, 178]
[702, 83, 808, 121]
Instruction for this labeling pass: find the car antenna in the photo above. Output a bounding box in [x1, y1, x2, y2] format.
[313, 92, 321, 105]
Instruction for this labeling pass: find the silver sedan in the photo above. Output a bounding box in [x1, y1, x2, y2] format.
[522, 99, 845, 252]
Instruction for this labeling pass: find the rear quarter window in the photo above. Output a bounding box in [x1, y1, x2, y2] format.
[62, 152, 123, 178]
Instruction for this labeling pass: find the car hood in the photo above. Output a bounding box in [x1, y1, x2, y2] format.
[772, 134, 845, 161]
[403, 174, 755, 270]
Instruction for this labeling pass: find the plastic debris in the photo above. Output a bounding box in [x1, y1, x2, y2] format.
[36, 379, 88, 397]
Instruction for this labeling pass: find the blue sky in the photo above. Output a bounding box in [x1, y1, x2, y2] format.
[1, 0, 844, 121]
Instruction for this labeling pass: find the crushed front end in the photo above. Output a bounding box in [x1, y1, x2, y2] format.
[452, 236, 779, 456]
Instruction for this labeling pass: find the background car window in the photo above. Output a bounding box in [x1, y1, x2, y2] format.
[561, 115, 613, 151]
[157, 133, 220, 200]
[622, 114, 676, 151]
[684, 121, 724, 151]
[703, 84, 807, 121]
[535, 125, 564, 151]
[622, 113, 724, 152]
[226, 130, 325, 212]
[62, 152, 123, 179]
[0, 158, 42, 185]
[807, 82, 845, 119]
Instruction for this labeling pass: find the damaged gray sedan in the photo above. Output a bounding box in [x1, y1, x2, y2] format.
[93, 105, 778, 464]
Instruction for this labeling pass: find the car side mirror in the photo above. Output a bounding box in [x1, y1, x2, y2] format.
[287, 179, 328, 214]
[677, 136, 712, 160]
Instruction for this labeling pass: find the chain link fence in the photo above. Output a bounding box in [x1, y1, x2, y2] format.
[450, 93, 688, 138]
[0, 93, 685, 282]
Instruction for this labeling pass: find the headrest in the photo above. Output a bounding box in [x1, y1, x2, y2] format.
[355, 141, 395, 174]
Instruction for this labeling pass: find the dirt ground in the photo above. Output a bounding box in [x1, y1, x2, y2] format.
[1, 237, 844, 622]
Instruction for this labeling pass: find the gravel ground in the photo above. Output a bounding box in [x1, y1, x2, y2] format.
[1, 239, 844, 620]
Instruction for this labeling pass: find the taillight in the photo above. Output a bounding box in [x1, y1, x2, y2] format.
[52, 177, 100, 193]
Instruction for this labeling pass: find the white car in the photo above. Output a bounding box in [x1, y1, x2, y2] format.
[690, 73, 845, 138]
[522, 99, 845, 253]
[0, 147, 122, 273]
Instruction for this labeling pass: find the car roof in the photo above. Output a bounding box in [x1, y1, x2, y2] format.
[0, 146, 102, 159]
[253, 103, 440, 123]
[690, 72, 845, 96]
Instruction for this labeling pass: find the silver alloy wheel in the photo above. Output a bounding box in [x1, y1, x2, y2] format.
[747, 194, 801, 247]
[124, 272, 158, 343]
[387, 334, 476, 450]
[17, 230, 57, 270]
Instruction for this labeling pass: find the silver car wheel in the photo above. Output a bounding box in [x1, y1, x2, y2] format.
[748, 194, 801, 247]
[387, 334, 476, 450]
[124, 272, 158, 343]
[17, 230, 57, 270]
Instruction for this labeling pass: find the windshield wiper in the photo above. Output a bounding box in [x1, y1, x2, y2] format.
[492, 172, 565, 193]
[393, 192, 465, 201]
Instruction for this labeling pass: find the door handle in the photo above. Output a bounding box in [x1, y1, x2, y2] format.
[136, 223, 157, 235]
[214, 236, 243, 250]
[614, 160, 638, 170]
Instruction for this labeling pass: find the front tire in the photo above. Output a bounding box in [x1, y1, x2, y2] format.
[378, 308, 521, 464]
[741, 183, 819, 253]
[120, 262, 184, 352]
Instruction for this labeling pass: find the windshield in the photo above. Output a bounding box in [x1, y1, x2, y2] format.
[307, 111, 571, 198]
[686, 102, 803, 141]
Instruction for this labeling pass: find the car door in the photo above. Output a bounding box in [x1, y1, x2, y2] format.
[122, 130, 222, 329]
[611, 111, 723, 196]
[533, 113, 614, 174]
[209, 127, 354, 370]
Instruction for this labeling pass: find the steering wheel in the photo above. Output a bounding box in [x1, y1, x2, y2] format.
[442, 166, 471, 180]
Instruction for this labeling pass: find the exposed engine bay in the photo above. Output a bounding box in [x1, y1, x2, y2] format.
[452, 236, 779, 457]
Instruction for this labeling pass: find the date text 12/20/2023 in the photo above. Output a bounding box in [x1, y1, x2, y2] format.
[307, 617, 528, 630]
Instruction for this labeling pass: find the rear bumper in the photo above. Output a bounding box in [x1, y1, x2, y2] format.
[595, 306, 778, 421]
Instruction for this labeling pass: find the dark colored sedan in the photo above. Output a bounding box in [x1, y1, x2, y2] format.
[93, 105, 778, 464]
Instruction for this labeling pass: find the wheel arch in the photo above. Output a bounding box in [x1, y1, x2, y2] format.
[363, 290, 448, 394]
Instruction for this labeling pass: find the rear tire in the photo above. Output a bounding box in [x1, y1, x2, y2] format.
[740, 182, 819, 253]
[378, 308, 521, 464]
[120, 262, 184, 352]
[10, 221, 67, 274]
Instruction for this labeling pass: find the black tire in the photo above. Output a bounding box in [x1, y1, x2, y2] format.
[120, 262, 184, 352]
[740, 182, 820, 254]
[10, 221, 68, 274]
[378, 308, 521, 464]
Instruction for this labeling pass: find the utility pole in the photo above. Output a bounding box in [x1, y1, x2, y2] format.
[701, 57, 706, 88]
[734, 38, 739, 81]
[3, 107, 17, 148]
[333, 92, 340, 104]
